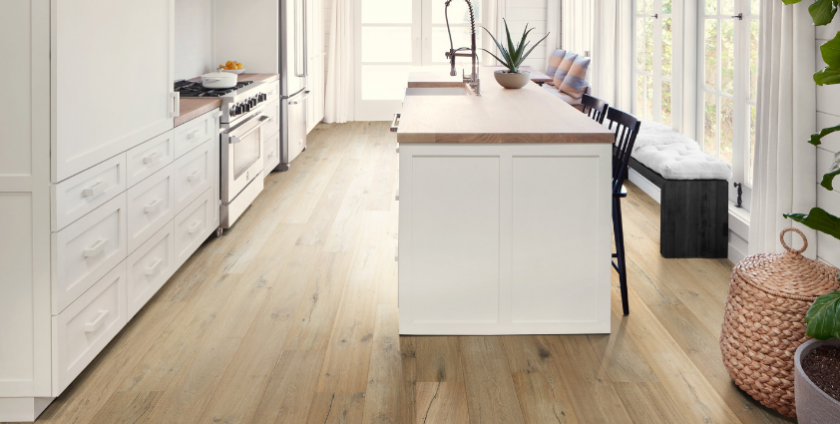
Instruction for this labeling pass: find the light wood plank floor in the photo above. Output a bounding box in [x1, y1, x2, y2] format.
[15, 122, 797, 424]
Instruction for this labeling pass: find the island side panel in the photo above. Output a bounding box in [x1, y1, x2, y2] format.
[398, 143, 612, 335]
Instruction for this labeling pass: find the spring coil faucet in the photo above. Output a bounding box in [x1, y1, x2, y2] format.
[445, 0, 480, 96]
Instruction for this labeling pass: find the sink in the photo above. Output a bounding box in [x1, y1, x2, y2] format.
[405, 87, 469, 96]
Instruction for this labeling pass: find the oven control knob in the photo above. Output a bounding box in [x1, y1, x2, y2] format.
[251, 98, 258, 106]
[243, 103, 251, 112]
[229, 106, 237, 116]
[235, 105, 242, 115]
[260, 93, 267, 102]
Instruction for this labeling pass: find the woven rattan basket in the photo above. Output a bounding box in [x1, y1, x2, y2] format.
[720, 228, 839, 418]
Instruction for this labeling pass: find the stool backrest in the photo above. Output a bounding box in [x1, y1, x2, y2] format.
[605, 108, 641, 195]
[581, 94, 609, 124]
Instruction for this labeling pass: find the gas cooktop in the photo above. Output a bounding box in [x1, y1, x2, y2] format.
[174, 80, 255, 98]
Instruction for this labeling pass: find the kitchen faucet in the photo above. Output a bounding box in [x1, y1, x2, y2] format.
[444, 0, 480, 96]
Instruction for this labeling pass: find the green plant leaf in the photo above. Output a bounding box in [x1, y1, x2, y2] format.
[785, 207, 840, 240]
[482, 27, 512, 70]
[520, 33, 551, 64]
[504, 19, 516, 69]
[805, 291, 840, 340]
[810, 124, 840, 146]
[821, 32, 840, 68]
[480, 49, 510, 69]
[809, 0, 837, 26]
[822, 167, 840, 191]
[781, 0, 803, 4]
[814, 67, 840, 85]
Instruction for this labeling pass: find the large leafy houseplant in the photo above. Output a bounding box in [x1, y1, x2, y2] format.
[482, 18, 549, 74]
[781, 0, 840, 238]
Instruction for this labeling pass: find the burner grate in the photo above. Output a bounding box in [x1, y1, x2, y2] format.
[174, 80, 254, 98]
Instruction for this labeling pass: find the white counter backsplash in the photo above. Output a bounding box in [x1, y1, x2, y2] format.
[175, 0, 213, 80]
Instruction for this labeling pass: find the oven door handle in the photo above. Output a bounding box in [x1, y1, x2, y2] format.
[229, 116, 271, 144]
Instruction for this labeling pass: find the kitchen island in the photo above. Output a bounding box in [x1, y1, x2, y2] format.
[396, 67, 615, 335]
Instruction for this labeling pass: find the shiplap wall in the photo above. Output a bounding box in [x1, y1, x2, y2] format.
[504, 0, 553, 70]
[816, 22, 840, 267]
[174, 0, 214, 80]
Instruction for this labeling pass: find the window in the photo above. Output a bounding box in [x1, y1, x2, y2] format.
[633, 0, 674, 126]
[700, 0, 758, 208]
[355, 0, 488, 120]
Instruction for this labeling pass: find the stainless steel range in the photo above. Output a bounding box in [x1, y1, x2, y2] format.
[175, 79, 281, 233]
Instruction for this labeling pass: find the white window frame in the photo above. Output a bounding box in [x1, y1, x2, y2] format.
[695, 0, 757, 210]
[632, 0, 682, 129]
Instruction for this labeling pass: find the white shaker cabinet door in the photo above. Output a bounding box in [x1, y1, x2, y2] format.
[52, 0, 175, 182]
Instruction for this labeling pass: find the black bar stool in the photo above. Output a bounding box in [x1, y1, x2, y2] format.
[605, 107, 641, 316]
[581, 94, 609, 124]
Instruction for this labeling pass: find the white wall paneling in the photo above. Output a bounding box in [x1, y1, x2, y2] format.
[174, 0, 214, 80]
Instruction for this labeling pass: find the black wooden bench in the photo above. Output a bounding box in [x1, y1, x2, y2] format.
[629, 157, 729, 258]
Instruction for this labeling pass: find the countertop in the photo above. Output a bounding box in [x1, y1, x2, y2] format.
[397, 67, 614, 144]
[407, 66, 552, 88]
[174, 73, 280, 127]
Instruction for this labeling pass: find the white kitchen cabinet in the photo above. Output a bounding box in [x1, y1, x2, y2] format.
[0, 2, 222, 421]
[306, 0, 325, 133]
[52, 0, 176, 182]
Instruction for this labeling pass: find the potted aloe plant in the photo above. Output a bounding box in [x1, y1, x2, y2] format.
[482, 19, 549, 89]
[795, 290, 840, 424]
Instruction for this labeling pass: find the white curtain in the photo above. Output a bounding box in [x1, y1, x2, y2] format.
[590, 0, 633, 112]
[749, 1, 816, 257]
[325, 0, 354, 124]
[560, 0, 594, 57]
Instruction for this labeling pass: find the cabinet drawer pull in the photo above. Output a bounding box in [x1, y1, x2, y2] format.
[84, 310, 109, 333]
[187, 220, 202, 234]
[145, 258, 163, 276]
[390, 113, 401, 133]
[186, 129, 201, 140]
[187, 170, 200, 182]
[143, 151, 162, 165]
[144, 198, 162, 214]
[83, 238, 108, 258]
[82, 181, 108, 199]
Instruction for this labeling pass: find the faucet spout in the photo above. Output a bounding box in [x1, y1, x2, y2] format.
[444, 0, 480, 96]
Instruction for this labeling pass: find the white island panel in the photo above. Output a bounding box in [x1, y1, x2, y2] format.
[411, 156, 501, 324]
[399, 143, 612, 335]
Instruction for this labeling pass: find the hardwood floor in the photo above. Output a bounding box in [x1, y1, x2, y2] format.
[16, 122, 797, 424]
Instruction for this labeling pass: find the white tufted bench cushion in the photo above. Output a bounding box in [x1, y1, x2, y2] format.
[632, 120, 731, 180]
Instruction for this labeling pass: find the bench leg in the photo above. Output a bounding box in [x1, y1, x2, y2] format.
[612, 197, 630, 316]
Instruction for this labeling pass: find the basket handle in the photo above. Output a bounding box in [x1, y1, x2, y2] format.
[780, 228, 808, 255]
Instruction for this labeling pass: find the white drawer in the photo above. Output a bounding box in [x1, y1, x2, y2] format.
[173, 139, 213, 213]
[53, 193, 127, 314]
[126, 164, 174, 253]
[126, 222, 175, 319]
[52, 154, 127, 232]
[263, 132, 281, 177]
[174, 188, 214, 267]
[174, 110, 218, 158]
[261, 99, 281, 141]
[53, 261, 127, 394]
[126, 130, 174, 187]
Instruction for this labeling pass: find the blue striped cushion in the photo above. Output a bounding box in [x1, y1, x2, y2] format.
[546, 49, 567, 84]
[560, 56, 591, 99]
[553, 52, 578, 87]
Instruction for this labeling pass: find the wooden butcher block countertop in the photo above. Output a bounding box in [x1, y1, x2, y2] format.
[398, 67, 613, 144]
[174, 73, 280, 127]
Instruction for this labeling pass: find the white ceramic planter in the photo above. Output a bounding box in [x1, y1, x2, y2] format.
[493, 70, 531, 89]
[795, 338, 840, 423]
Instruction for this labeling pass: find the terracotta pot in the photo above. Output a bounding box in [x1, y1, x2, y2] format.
[795, 338, 840, 423]
[493, 70, 531, 89]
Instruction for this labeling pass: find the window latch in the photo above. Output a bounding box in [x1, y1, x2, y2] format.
[731, 13, 744, 20]
[734, 182, 743, 208]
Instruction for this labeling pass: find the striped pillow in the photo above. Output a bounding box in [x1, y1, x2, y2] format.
[545, 49, 567, 84]
[553, 52, 578, 87]
[560, 56, 591, 99]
